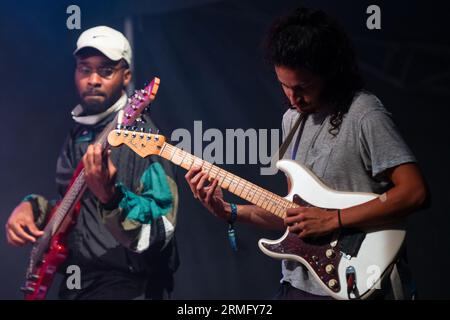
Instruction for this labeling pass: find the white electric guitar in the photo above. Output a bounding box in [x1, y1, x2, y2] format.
[107, 129, 405, 300]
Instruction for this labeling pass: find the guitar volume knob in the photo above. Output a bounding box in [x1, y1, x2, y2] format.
[325, 264, 335, 274]
[326, 249, 335, 259]
[328, 279, 338, 289]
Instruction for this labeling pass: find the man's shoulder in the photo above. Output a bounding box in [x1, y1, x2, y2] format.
[282, 107, 299, 124]
[347, 90, 388, 121]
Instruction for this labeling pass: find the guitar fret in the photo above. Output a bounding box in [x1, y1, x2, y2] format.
[187, 154, 196, 170]
[211, 166, 220, 180]
[274, 194, 283, 214]
[228, 175, 239, 195]
[255, 191, 264, 207]
[255, 187, 266, 204]
[251, 186, 263, 205]
[239, 179, 248, 197]
[265, 192, 275, 213]
[247, 186, 256, 202]
[233, 177, 240, 195]
[267, 192, 277, 213]
[236, 178, 243, 195]
[240, 181, 249, 199]
[250, 186, 260, 201]
[271, 195, 281, 215]
[220, 170, 229, 189]
[159, 143, 168, 159]
[246, 183, 255, 200]
[270, 193, 281, 214]
[260, 192, 269, 210]
[169, 145, 177, 162]
[259, 191, 268, 209]
[216, 169, 223, 184]
[204, 162, 213, 176]
[274, 205, 283, 218]
[210, 166, 217, 180]
[172, 148, 182, 165]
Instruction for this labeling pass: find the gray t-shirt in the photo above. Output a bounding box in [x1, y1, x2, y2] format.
[280, 91, 416, 295]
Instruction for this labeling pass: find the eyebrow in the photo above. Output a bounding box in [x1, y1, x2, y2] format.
[278, 80, 310, 89]
[76, 61, 117, 68]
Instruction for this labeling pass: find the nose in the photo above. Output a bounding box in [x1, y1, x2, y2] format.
[285, 88, 299, 106]
[88, 72, 102, 87]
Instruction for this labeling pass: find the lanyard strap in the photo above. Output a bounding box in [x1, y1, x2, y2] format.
[290, 113, 308, 160]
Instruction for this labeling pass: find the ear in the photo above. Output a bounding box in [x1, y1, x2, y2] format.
[123, 68, 132, 87]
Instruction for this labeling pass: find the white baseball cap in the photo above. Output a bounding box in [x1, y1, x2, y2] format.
[73, 26, 132, 66]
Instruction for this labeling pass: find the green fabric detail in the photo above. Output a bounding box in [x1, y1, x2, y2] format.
[22, 194, 37, 202]
[117, 162, 173, 224]
[75, 130, 94, 143]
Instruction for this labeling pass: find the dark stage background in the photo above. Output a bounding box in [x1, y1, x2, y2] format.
[0, 0, 449, 299]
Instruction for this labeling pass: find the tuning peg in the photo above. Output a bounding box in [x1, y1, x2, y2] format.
[20, 286, 35, 294]
[27, 274, 39, 281]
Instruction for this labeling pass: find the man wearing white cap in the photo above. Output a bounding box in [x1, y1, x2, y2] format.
[6, 26, 179, 299]
[72, 25, 132, 121]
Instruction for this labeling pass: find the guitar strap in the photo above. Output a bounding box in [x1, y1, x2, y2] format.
[272, 111, 307, 163]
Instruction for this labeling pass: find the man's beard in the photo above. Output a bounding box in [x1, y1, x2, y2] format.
[286, 97, 316, 113]
[80, 90, 109, 115]
[81, 100, 108, 115]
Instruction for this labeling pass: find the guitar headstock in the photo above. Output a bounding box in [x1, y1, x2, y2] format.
[107, 128, 166, 158]
[121, 77, 160, 126]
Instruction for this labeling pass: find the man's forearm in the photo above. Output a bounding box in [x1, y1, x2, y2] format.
[225, 203, 285, 230]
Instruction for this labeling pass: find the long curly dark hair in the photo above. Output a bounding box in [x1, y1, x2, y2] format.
[265, 7, 363, 136]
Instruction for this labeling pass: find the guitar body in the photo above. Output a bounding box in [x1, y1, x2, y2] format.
[23, 165, 83, 300]
[23, 233, 69, 300]
[258, 160, 406, 300]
